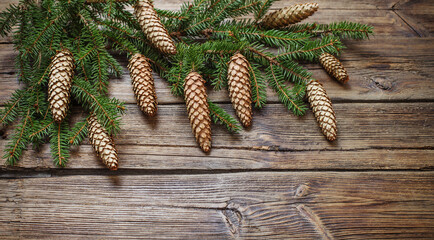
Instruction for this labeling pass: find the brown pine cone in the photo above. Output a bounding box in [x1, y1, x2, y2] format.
[228, 53, 252, 127]
[319, 53, 349, 84]
[88, 114, 119, 170]
[262, 3, 319, 28]
[306, 80, 337, 141]
[127, 53, 158, 116]
[48, 50, 74, 122]
[134, 0, 177, 55]
[184, 72, 212, 152]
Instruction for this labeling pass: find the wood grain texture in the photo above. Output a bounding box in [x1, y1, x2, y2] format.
[0, 0, 407, 11]
[1, 0, 434, 239]
[0, 1, 414, 43]
[1, 102, 433, 170]
[1, 172, 433, 239]
[1, 38, 434, 105]
[395, 0, 434, 37]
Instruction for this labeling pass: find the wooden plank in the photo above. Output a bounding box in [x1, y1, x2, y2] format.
[154, 0, 402, 10]
[1, 172, 433, 239]
[1, 37, 433, 105]
[0, 0, 404, 11]
[1, 142, 432, 170]
[0, 1, 419, 44]
[304, 9, 416, 37]
[1, 102, 433, 170]
[394, 0, 434, 37]
[111, 103, 434, 149]
[0, 0, 407, 13]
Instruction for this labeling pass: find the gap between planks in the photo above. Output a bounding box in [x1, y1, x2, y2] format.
[1, 171, 433, 239]
[2, 169, 434, 180]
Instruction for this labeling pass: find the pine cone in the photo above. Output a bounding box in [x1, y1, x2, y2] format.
[134, 0, 177, 55]
[88, 114, 119, 170]
[127, 53, 158, 116]
[228, 53, 252, 127]
[48, 50, 74, 122]
[306, 80, 337, 141]
[184, 72, 212, 152]
[262, 3, 319, 28]
[319, 53, 349, 84]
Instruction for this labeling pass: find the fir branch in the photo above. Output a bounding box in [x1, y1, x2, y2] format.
[4, 109, 31, 165]
[36, 64, 51, 85]
[68, 119, 88, 145]
[29, 120, 54, 140]
[248, 62, 267, 108]
[0, 0, 374, 166]
[155, 8, 186, 20]
[0, 3, 21, 37]
[79, 11, 110, 93]
[0, 89, 26, 126]
[286, 23, 317, 33]
[205, 27, 310, 47]
[77, 46, 97, 62]
[166, 60, 185, 96]
[72, 79, 124, 135]
[254, 0, 276, 21]
[166, 43, 208, 95]
[209, 55, 228, 91]
[274, 36, 343, 62]
[24, 14, 63, 56]
[316, 21, 374, 39]
[208, 101, 241, 133]
[286, 21, 374, 39]
[279, 60, 311, 85]
[266, 64, 307, 116]
[206, 0, 222, 12]
[229, 0, 262, 17]
[246, 46, 312, 84]
[238, 28, 310, 47]
[102, 31, 136, 54]
[27, 86, 48, 116]
[208, 0, 235, 24]
[49, 121, 70, 167]
[183, 17, 211, 35]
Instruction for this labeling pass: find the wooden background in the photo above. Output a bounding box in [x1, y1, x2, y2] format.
[1, 0, 433, 239]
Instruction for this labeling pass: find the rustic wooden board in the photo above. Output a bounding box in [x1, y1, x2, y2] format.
[1, 102, 433, 170]
[0, 0, 418, 44]
[154, 0, 403, 10]
[2, 142, 433, 170]
[1, 37, 434, 105]
[0, 0, 416, 12]
[394, 0, 434, 37]
[1, 172, 433, 239]
[1, 0, 433, 239]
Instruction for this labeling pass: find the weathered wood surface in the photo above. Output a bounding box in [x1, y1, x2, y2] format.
[394, 0, 434, 37]
[1, 38, 434, 104]
[1, 0, 434, 239]
[1, 172, 433, 239]
[1, 102, 433, 170]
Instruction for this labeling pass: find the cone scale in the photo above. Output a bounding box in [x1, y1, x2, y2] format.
[319, 53, 349, 84]
[128, 53, 158, 116]
[306, 80, 337, 141]
[134, 0, 177, 55]
[48, 50, 74, 122]
[228, 53, 253, 128]
[262, 3, 319, 28]
[88, 114, 119, 170]
[184, 72, 212, 152]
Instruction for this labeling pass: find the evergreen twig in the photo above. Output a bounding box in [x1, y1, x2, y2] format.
[0, 0, 373, 166]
